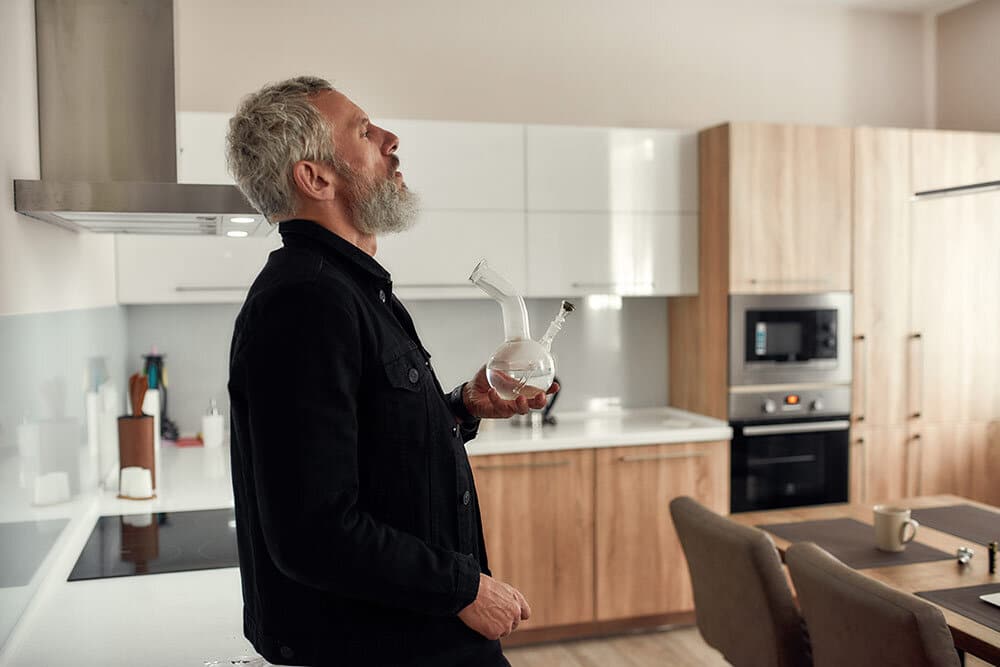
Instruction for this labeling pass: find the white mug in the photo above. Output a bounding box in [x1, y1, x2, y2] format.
[874, 505, 919, 552]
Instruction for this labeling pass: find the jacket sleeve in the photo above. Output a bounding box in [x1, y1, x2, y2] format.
[445, 383, 481, 444]
[234, 282, 480, 616]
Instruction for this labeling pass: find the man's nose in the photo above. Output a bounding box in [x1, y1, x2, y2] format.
[382, 129, 399, 155]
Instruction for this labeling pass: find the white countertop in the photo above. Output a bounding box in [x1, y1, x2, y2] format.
[0, 407, 730, 665]
[468, 406, 732, 456]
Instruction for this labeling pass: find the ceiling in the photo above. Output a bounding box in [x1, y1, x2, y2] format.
[781, 0, 973, 14]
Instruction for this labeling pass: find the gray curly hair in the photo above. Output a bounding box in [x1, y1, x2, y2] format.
[226, 76, 338, 222]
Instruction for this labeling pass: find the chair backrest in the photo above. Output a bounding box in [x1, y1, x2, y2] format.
[786, 542, 960, 667]
[669, 496, 812, 667]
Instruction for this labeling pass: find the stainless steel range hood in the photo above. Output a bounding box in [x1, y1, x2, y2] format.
[13, 0, 266, 237]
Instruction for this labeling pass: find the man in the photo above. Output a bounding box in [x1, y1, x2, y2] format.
[226, 76, 554, 667]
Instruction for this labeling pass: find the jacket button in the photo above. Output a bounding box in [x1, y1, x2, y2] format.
[452, 425, 459, 437]
[408, 368, 419, 383]
[462, 490, 471, 506]
[280, 646, 294, 659]
[378, 289, 386, 303]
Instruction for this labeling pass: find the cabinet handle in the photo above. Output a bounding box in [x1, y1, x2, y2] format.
[394, 283, 473, 289]
[855, 334, 868, 423]
[617, 450, 708, 463]
[908, 332, 924, 420]
[474, 460, 572, 471]
[175, 285, 248, 292]
[748, 278, 831, 286]
[570, 281, 655, 289]
[909, 432, 923, 496]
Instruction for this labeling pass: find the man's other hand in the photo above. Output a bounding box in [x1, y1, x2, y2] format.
[463, 365, 559, 419]
[457, 573, 531, 640]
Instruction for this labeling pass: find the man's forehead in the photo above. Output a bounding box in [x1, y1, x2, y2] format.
[312, 89, 367, 126]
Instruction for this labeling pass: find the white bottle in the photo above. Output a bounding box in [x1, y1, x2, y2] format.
[202, 399, 225, 448]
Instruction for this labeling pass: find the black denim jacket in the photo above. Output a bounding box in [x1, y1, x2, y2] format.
[228, 220, 501, 666]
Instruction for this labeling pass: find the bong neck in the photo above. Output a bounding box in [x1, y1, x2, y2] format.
[469, 261, 531, 341]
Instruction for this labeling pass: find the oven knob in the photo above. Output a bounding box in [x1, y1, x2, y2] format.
[762, 399, 777, 414]
[811, 399, 825, 411]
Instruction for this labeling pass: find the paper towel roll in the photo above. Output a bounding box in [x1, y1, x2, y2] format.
[141, 389, 162, 490]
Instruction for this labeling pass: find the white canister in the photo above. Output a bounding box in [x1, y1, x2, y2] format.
[201, 399, 225, 448]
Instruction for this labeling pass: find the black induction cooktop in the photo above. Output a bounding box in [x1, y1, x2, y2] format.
[68, 508, 238, 581]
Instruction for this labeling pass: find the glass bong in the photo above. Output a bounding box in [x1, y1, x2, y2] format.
[469, 260, 574, 401]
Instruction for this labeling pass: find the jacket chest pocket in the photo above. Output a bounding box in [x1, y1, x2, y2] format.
[374, 343, 431, 441]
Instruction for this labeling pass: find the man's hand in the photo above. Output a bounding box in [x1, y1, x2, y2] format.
[457, 573, 531, 640]
[463, 365, 559, 419]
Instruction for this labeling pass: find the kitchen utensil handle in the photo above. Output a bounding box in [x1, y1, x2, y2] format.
[855, 334, 868, 422]
[175, 285, 248, 292]
[909, 332, 924, 419]
[474, 460, 572, 471]
[743, 420, 850, 437]
[618, 450, 708, 463]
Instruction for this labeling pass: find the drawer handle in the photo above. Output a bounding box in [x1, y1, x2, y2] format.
[571, 281, 655, 289]
[618, 451, 708, 463]
[474, 460, 572, 471]
[394, 283, 473, 289]
[175, 285, 248, 292]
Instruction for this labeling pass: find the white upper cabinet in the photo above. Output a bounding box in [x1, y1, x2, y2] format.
[379, 119, 524, 210]
[525, 126, 698, 213]
[177, 112, 234, 184]
[116, 234, 280, 304]
[526, 212, 698, 297]
[376, 210, 526, 300]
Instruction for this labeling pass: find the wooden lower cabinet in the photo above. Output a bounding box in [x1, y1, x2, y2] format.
[917, 422, 1000, 506]
[850, 425, 914, 505]
[594, 441, 729, 621]
[470, 449, 595, 628]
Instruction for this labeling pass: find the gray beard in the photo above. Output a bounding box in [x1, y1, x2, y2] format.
[352, 178, 420, 235]
[338, 162, 420, 235]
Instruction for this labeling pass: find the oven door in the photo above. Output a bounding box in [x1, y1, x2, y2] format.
[730, 415, 850, 513]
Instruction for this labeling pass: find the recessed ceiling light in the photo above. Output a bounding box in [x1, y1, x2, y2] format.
[226, 230, 249, 238]
[230, 216, 256, 224]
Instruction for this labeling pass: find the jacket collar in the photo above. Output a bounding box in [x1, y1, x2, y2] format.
[278, 219, 391, 285]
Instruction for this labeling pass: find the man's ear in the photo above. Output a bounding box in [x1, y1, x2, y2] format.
[291, 160, 337, 203]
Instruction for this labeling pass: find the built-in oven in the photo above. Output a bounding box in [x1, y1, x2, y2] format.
[729, 387, 851, 513]
[729, 293, 852, 386]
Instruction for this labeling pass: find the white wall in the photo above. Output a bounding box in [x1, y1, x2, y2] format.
[0, 0, 117, 317]
[936, 0, 1000, 132]
[175, 0, 929, 129]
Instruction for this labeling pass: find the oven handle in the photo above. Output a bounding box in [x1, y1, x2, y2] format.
[748, 454, 818, 466]
[742, 420, 851, 437]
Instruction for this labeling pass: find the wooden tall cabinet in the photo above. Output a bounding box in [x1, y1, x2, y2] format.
[470, 449, 595, 628]
[850, 128, 917, 504]
[594, 441, 728, 620]
[853, 128, 1000, 506]
[728, 123, 853, 294]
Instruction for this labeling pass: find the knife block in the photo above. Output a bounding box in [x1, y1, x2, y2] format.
[117, 414, 156, 490]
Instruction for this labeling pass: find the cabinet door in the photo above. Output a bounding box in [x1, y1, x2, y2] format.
[911, 130, 1000, 193]
[852, 128, 912, 427]
[917, 422, 1000, 505]
[911, 191, 1000, 425]
[525, 126, 698, 213]
[375, 211, 526, 300]
[525, 212, 698, 297]
[728, 124, 852, 293]
[850, 425, 913, 505]
[381, 119, 524, 210]
[470, 449, 595, 628]
[595, 441, 728, 621]
[115, 235, 280, 304]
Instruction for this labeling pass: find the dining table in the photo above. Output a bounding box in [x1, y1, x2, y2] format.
[730, 494, 1000, 664]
